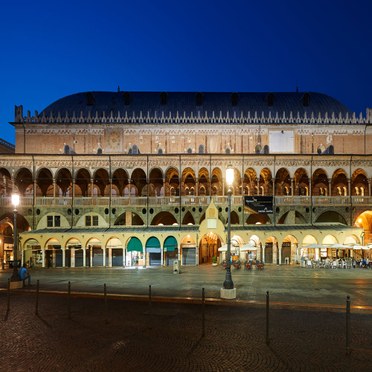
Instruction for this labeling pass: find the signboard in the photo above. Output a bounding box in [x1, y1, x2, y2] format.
[244, 196, 273, 214]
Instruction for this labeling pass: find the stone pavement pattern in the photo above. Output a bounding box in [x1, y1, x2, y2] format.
[0, 292, 371, 372]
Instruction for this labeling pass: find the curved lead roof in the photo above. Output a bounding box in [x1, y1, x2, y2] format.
[40, 91, 352, 118]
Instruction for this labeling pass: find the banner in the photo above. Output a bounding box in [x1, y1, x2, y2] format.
[244, 196, 273, 214]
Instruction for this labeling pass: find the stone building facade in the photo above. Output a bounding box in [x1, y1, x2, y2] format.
[0, 91, 371, 269]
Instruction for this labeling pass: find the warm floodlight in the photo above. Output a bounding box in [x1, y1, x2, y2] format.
[12, 193, 20, 208]
[226, 165, 234, 187]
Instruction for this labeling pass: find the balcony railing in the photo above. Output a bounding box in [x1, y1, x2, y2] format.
[1, 195, 371, 209]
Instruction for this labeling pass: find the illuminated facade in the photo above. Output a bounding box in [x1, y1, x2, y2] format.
[0, 91, 371, 268]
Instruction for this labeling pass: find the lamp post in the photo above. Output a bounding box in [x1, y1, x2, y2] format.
[221, 165, 236, 299]
[11, 193, 20, 281]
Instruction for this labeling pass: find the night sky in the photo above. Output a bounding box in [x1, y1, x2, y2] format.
[1, 0, 371, 145]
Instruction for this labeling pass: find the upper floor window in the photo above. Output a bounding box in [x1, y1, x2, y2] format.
[85, 215, 99, 227]
[47, 215, 61, 227]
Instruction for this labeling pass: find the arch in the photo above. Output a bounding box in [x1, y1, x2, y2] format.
[93, 168, 110, 196]
[331, 168, 348, 196]
[55, 168, 73, 196]
[294, 168, 310, 196]
[181, 167, 196, 196]
[312, 168, 329, 196]
[14, 168, 33, 196]
[198, 167, 210, 196]
[112, 168, 129, 196]
[180, 234, 197, 265]
[211, 167, 222, 196]
[164, 236, 178, 266]
[246, 214, 271, 225]
[263, 236, 278, 264]
[0, 168, 13, 196]
[36, 168, 54, 197]
[258, 168, 273, 196]
[182, 211, 195, 225]
[278, 210, 307, 224]
[275, 168, 291, 196]
[114, 211, 144, 226]
[131, 168, 147, 196]
[315, 211, 347, 225]
[45, 237, 62, 268]
[145, 236, 161, 266]
[149, 167, 164, 197]
[281, 235, 299, 264]
[165, 167, 180, 197]
[243, 168, 258, 195]
[75, 168, 91, 197]
[351, 168, 368, 196]
[23, 238, 42, 268]
[151, 211, 177, 226]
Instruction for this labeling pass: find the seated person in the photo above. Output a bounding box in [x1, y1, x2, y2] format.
[18, 263, 31, 286]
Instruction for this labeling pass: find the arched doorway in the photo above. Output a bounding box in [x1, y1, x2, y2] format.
[181, 235, 197, 266]
[199, 232, 222, 264]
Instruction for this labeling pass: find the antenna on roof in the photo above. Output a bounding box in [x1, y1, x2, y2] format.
[296, 83, 299, 93]
[118, 85, 121, 92]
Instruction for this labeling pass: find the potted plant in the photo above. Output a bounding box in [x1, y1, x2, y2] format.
[212, 256, 218, 266]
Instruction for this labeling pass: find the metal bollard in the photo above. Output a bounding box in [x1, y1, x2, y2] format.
[6, 278, 11, 314]
[104, 283, 108, 324]
[68, 281, 71, 319]
[149, 285, 152, 312]
[346, 295, 351, 355]
[35, 280, 40, 316]
[202, 287, 205, 337]
[266, 291, 270, 345]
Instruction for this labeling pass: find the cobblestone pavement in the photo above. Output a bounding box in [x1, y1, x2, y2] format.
[0, 265, 371, 371]
[0, 291, 371, 372]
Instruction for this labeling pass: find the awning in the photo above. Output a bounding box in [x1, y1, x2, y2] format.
[353, 245, 370, 250]
[146, 236, 160, 248]
[240, 244, 257, 251]
[127, 237, 143, 252]
[218, 244, 237, 252]
[164, 236, 177, 252]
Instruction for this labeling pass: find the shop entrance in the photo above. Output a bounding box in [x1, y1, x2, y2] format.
[199, 233, 221, 264]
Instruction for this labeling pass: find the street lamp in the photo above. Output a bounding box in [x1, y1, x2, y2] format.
[11, 193, 20, 281]
[221, 165, 236, 299]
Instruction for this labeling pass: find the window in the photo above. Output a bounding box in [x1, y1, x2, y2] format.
[55, 215, 61, 227]
[85, 215, 91, 226]
[47, 215, 61, 227]
[85, 215, 99, 227]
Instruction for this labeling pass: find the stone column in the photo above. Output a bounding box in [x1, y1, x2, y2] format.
[62, 249, 65, 267]
[328, 178, 332, 196]
[83, 247, 86, 267]
[71, 248, 75, 268]
[291, 178, 294, 196]
[42, 249, 45, 268]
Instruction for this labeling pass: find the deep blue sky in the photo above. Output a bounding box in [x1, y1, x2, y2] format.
[1, 0, 371, 145]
